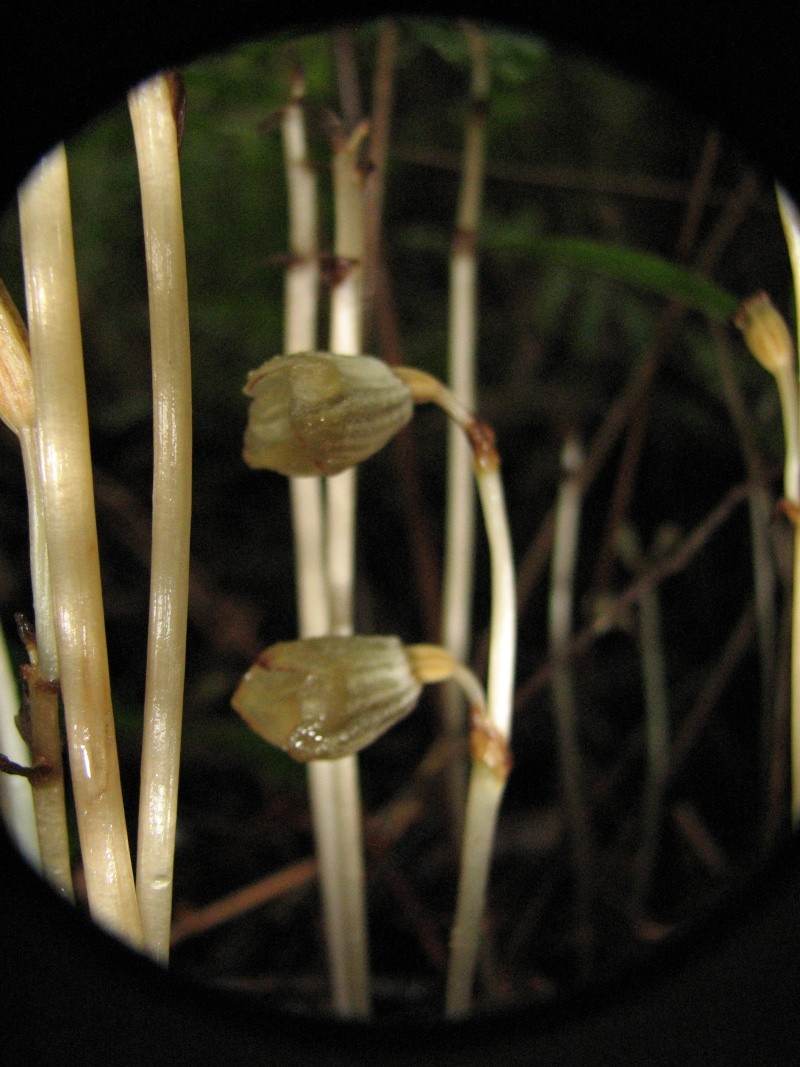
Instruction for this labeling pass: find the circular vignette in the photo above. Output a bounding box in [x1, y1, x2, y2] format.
[2, 2, 800, 1065]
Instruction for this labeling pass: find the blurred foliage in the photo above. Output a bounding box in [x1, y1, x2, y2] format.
[0, 17, 794, 1013]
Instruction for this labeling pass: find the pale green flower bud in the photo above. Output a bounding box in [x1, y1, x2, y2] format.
[242, 351, 414, 476]
[231, 635, 423, 761]
[734, 291, 795, 375]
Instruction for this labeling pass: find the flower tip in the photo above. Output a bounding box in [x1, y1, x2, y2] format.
[734, 291, 794, 375]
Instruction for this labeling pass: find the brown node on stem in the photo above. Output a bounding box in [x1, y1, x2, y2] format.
[320, 253, 359, 288]
[14, 612, 37, 664]
[164, 71, 186, 151]
[776, 497, 800, 526]
[470, 710, 513, 780]
[452, 226, 477, 256]
[20, 661, 59, 698]
[469, 98, 490, 122]
[467, 417, 499, 471]
[0, 751, 53, 784]
[15, 665, 33, 748]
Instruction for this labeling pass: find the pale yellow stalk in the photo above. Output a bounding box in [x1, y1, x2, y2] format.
[547, 437, 592, 976]
[774, 187, 800, 826]
[128, 72, 193, 962]
[441, 25, 490, 822]
[281, 73, 369, 1015]
[0, 281, 70, 892]
[0, 620, 40, 869]
[18, 145, 142, 946]
[446, 443, 516, 1018]
[313, 116, 372, 1017]
[282, 71, 328, 637]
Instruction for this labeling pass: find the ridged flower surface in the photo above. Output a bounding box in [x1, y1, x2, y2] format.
[231, 635, 423, 760]
[243, 351, 413, 476]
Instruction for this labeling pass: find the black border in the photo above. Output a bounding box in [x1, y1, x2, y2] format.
[3, 3, 800, 1063]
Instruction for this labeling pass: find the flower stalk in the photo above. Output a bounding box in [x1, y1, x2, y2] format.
[18, 145, 142, 946]
[128, 71, 193, 963]
[774, 186, 800, 826]
[734, 281, 800, 825]
[0, 280, 71, 891]
[441, 24, 490, 824]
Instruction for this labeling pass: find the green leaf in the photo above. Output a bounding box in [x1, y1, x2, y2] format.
[527, 237, 740, 322]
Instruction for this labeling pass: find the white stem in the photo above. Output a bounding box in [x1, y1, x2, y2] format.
[548, 437, 592, 975]
[776, 184, 800, 827]
[777, 185, 800, 345]
[19, 428, 73, 898]
[282, 73, 330, 639]
[18, 145, 142, 946]
[128, 73, 193, 963]
[313, 116, 371, 1018]
[441, 27, 489, 821]
[446, 460, 516, 1017]
[282, 73, 369, 1015]
[0, 621, 40, 870]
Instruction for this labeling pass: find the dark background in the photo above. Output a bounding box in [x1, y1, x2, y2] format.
[2, 1, 800, 1063]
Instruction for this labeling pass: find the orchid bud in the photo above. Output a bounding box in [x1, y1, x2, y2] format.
[0, 280, 34, 435]
[231, 635, 424, 761]
[734, 292, 795, 376]
[242, 351, 414, 476]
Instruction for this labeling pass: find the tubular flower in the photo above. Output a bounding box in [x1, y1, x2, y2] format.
[242, 351, 413, 476]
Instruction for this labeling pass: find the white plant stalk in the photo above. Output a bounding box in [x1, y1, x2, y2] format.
[314, 116, 372, 1017]
[282, 71, 329, 640]
[548, 436, 593, 976]
[18, 145, 142, 946]
[776, 186, 800, 827]
[0, 620, 40, 869]
[441, 25, 489, 821]
[128, 72, 193, 963]
[0, 282, 71, 893]
[735, 280, 800, 825]
[280, 74, 370, 1015]
[445, 431, 516, 1018]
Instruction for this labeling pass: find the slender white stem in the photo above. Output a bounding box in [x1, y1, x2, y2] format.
[19, 428, 73, 898]
[281, 73, 369, 1015]
[446, 458, 516, 1018]
[0, 620, 40, 870]
[128, 72, 193, 962]
[282, 72, 329, 638]
[18, 146, 142, 946]
[548, 436, 593, 975]
[311, 116, 372, 1018]
[777, 185, 800, 347]
[776, 184, 800, 827]
[441, 27, 489, 821]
